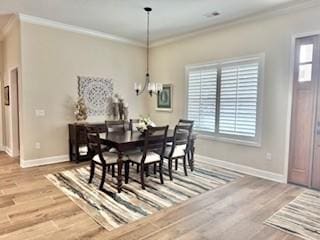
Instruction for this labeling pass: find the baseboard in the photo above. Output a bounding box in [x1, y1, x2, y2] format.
[195, 154, 286, 183]
[20, 155, 69, 168]
[0, 145, 4, 151]
[4, 146, 14, 157]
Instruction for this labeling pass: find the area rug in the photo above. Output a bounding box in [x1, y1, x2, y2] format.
[46, 161, 243, 231]
[265, 190, 320, 240]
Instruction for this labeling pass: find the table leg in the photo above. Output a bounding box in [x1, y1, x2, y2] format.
[117, 152, 123, 193]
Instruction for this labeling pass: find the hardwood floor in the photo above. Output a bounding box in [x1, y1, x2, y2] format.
[0, 152, 303, 240]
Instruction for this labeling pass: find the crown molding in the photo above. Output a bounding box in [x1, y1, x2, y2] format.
[18, 14, 145, 47]
[151, 0, 320, 48]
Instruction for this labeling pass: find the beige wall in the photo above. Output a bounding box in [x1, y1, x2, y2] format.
[148, 6, 320, 176]
[0, 42, 3, 149]
[2, 19, 21, 156]
[20, 22, 147, 161]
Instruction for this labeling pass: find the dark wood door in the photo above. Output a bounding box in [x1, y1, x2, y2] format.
[288, 35, 320, 188]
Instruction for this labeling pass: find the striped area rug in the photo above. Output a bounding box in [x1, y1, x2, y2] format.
[265, 190, 320, 240]
[47, 161, 243, 231]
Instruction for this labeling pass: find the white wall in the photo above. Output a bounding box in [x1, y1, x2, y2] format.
[19, 21, 148, 161]
[2, 19, 21, 157]
[148, 5, 320, 177]
[0, 42, 3, 150]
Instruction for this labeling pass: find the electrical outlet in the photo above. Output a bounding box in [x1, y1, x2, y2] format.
[266, 152, 272, 160]
[35, 109, 46, 117]
[35, 142, 41, 149]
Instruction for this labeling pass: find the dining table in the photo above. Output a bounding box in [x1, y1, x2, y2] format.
[99, 130, 196, 194]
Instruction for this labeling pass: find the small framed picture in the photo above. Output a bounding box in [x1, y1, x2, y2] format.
[157, 84, 172, 112]
[4, 86, 9, 106]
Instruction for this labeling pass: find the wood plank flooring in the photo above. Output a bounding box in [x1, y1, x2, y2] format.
[0, 152, 304, 240]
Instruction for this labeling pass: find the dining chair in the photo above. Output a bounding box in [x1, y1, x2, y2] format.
[86, 126, 128, 191]
[105, 120, 127, 171]
[175, 119, 194, 171]
[162, 124, 193, 180]
[106, 119, 142, 174]
[125, 125, 169, 189]
[78, 124, 107, 158]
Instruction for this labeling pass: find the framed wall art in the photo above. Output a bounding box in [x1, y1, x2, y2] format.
[156, 84, 172, 112]
[78, 76, 113, 116]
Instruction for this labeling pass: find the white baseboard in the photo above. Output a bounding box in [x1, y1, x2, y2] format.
[5, 146, 14, 157]
[20, 155, 69, 168]
[0, 145, 4, 151]
[195, 154, 286, 183]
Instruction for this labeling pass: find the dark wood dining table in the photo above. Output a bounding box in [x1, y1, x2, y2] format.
[99, 130, 196, 194]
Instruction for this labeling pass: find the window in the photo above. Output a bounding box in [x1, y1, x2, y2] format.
[298, 44, 313, 82]
[187, 66, 217, 133]
[186, 55, 263, 145]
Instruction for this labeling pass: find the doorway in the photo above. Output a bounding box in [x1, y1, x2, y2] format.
[9, 67, 20, 158]
[288, 35, 320, 189]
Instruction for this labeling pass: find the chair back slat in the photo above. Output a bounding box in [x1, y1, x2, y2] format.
[141, 126, 169, 163]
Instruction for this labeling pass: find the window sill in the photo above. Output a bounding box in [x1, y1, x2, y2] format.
[197, 133, 261, 148]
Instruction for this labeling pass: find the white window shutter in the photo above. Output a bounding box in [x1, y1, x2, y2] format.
[187, 67, 217, 133]
[219, 61, 259, 137]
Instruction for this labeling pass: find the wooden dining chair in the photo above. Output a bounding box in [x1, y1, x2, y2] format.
[162, 124, 193, 180]
[86, 126, 128, 192]
[175, 119, 194, 171]
[125, 125, 169, 189]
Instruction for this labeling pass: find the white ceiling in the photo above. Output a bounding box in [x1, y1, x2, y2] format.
[0, 0, 310, 43]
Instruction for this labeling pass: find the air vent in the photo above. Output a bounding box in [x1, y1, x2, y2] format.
[204, 11, 220, 18]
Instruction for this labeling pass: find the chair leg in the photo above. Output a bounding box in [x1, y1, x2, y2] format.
[159, 161, 164, 184]
[88, 161, 95, 184]
[140, 164, 145, 189]
[145, 165, 149, 177]
[168, 159, 173, 181]
[99, 165, 107, 190]
[183, 156, 188, 176]
[175, 159, 178, 170]
[107, 165, 110, 172]
[125, 162, 130, 184]
[153, 163, 157, 175]
[112, 165, 115, 177]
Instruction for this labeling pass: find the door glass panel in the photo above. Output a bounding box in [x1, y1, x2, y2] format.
[299, 64, 312, 82]
[300, 44, 313, 63]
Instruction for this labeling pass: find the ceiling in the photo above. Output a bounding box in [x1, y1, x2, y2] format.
[0, 0, 311, 43]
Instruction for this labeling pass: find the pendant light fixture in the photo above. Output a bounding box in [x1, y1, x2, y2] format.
[134, 7, 163, 96]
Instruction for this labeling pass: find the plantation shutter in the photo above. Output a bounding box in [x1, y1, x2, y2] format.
[187, 66, 217, 133]
[219, 59, 259, 137]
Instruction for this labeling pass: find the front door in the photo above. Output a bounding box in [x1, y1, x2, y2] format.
[288, 35, 320, 189]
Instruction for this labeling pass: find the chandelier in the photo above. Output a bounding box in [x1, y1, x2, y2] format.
[134, 7, 163, 96]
